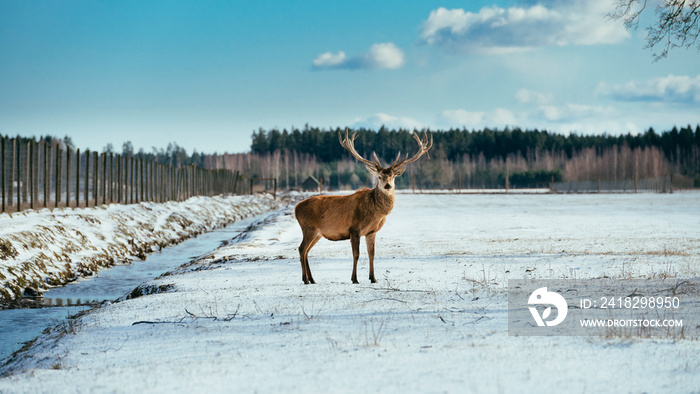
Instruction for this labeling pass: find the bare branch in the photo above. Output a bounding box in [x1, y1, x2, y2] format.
[609, 0, 700, 60]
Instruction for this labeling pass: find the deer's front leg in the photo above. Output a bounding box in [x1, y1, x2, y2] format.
[350, 234, 360, 284]
[366, 233, 377, 283]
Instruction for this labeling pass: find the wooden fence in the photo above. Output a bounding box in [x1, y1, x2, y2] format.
[1, 136, 250, 213]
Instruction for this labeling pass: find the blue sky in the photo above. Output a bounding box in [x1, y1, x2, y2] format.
[1, 0, 698, 154]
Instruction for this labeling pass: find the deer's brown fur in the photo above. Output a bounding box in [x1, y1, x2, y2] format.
[294, 128, 432, 284]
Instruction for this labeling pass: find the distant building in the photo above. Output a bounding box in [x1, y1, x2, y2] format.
[302, 176, 320, 192]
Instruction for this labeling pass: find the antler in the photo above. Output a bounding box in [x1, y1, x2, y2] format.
[339, 127, 382, 169]
[390, 131, 433, 169]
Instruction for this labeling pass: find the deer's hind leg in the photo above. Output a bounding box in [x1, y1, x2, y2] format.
[299, 229, 322, 284]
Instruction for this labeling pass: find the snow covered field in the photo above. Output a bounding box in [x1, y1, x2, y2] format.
[0, 195, 280, 303]
[1, 192, 699, 392]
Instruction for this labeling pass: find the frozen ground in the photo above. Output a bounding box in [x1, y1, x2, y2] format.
[0, 194, 280, 302]
[1, 192, 699, 392]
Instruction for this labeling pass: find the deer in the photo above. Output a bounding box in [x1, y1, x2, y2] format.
[294, 127, 433, 284]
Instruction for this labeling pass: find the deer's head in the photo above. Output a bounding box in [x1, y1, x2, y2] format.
[339, 127, 433, 194]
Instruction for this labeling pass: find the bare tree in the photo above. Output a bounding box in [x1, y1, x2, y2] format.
[610, 0, 700, 60]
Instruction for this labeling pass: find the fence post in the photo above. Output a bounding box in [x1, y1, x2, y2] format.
[55, 147, 61, 208]
[100, 152, 105, 205]
[166, 165, 170, 201]
[170, 166, 173, 201]
[84, 149, 90, 207]
[457, 169, 462, 193]
[108, 152, 113, 203]
[1, 136, 5, 213]
[16, 136, 21, 212]
[33, 139, 39, 208]
[44, 140, 49, 208]
[177, 167, 182, 201]
[140, 157, 145, 202]
[157, 164, 161, 202]
[232, 171, 239, 195]
[130, 156, 135, 204]
[29, 139, 35, 210]
[93, 151, 98, 206]
[24, 139, 29, 207]
[9, 138, 14, 211]
[129, 154, 132, 203]
[124, 155, 128, 204]
[146, 159, 150, 202]
[146, 158, 150, 201]
[170, 165, 174, 201]
[135, 156, 138, 203]
[117, 154, 122, 204]
[550, 175, 554, 193]
[76, 148, 81, 208]
[66, 148, 72, 208]
[164, 164, 168, 202]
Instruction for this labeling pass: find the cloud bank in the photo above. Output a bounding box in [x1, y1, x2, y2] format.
[352, 113, 422, 130]
[420, 0, 628, 53]
[597, 74, 700, 103]
[313, 42, 405, 70]
[515, 88, 553, 105]
[440, 108, 516, 128]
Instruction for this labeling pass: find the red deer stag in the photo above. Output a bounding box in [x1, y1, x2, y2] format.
[294, 127, 432, 284]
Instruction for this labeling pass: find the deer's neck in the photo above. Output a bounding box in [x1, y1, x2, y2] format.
[369, 187, 395, 215]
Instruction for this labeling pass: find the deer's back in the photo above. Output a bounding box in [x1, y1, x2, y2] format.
[294, 189, 392, 241]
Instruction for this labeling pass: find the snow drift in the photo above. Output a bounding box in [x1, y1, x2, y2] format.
[0, 195, 282, 303]
[0, 193, 699, 392]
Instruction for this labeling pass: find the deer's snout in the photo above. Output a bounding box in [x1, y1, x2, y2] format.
[384, 184, 392, 190]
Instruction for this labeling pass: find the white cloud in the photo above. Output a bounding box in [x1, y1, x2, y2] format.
[312, 42, 405, 70]
[490, 108, 517, 125]
[515, 88, 553, 105]
[596, 74, 700, 103]
[352, 113, 422, 130]
[440, 108, 516, 127]
[312, 51, 347, 68]
[365, 43, 405, 69]
[539, 103, 616, 122]
[420, 0, 628, 53]
[441, 109, 484, 125]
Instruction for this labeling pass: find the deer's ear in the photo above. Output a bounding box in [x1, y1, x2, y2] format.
[365, 165, 379, 176]
[393, 166, 406, 176]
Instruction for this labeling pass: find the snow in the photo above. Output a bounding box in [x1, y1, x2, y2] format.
[1, 192, 699, 392]
[0, 194, 281, 302]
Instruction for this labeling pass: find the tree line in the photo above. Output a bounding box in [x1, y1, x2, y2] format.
[16, 124, 700, 193]
[245, 125, 699, 189]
